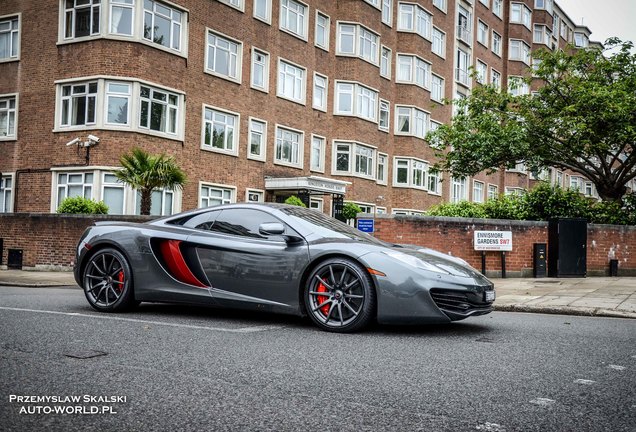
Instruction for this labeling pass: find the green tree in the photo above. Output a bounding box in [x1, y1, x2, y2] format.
[427, 38, 636, 202]
[114, 148, 187, 215]
[284, 195, 307, 207]
[343, 202, 363, 221]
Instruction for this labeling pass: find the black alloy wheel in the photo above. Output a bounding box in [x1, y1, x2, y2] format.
[83, 248, 137, 312]
[305, 258, 376, 332]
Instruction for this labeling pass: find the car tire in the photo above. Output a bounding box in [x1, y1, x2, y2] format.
[304, 257, 376, 333]
[83, 248, 137, 312]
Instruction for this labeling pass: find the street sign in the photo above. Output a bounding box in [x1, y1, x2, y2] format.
[474, 231, 513, 251]
[357, 219, 375, 233]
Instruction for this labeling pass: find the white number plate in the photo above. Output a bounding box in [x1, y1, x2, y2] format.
[485, 290, 496, 302]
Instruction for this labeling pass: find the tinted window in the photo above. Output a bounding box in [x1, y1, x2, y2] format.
[178, 210, 220, 229]
[208, 209, 282, 239]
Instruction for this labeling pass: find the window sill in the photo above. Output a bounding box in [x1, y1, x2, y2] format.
[273, 160, 303, 170]
[204, 69, 242, 85]
[201, 145, 239, 157]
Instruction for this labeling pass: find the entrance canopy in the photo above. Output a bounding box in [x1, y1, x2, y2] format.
[265, 176, 350, 195]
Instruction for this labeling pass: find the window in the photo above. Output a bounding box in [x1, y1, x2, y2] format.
[584, 182, 595, 197]
[135, 189, 174, 216]
[433, 0, 446, 12]
[57, 172, 93, 209]
[202, 106, 239, 154]
[428, 170, 442, 194]
[246, 189, 264, 203]
[509, 39, 531, 65]
[377, 153, 388, 184]
[280, 0, 308, 40]
[105, 82, 131, 125]
[432, 27, 445, 57]
[456, 49, 470, 85]
[254, 0, 271, 23]
[379, 99, 390, 131]
[398, 3, 433, 40]
[535, 0, 553, 14]
[248, 118, 266, 160]
[393, 157, 428, 189]
[277, 59, 306, 104]
[457, 6, 471, 44]
[333, 141, 376, 178]
[64, 0, 101, 39]
[569, 176, 582, 192]
[336, 23, 379, 65]
[110, 0, 134, 36]
[491, 69, 501, 89]
[0, 175, 13, 213]
[275, 125, 303, 167]
[0, 15, 19, 60]
[508, 76, 530, 96]
[510, 3, 531, 28]
[560, 21, 568, 40]
[429, 119, 441, 133]
[218, 0, 244, 11]
[382, 0, 392, 26]
[553, 15, 560, 38]
[310, 135, 325, 172]
[310, 198, 323, 212]
[380, 46, 391, 78]
[473, 181, 484, 203]
[100, 173, 124, 214]
[143, 0, 183, 51]
[492, 0, 503, 18]
[451, 177, 468, 202]
[534, 25, 551, 45]
[206, 31, 242, 82]
[313, 73, 328, 111]
[334, 82, 378, 122]
[476, 60, 488, 84]
[477, 21, 488, 47]
[492, 31, 501, 56]
[251, 49, 269, 92]
[315, 11, 330, 50]
[574, 32, 589, 48]
[396, 54, 431, 89]
[431, 74, 444, 102]
[395, 106, 429, 139]
[139, 85, 178, 134]
[60, 81, 98, 127]
[200, 184, 234, 207]
[0, 95, 17, 138]
[479, 0, 490, 7]
[488, 184, 498, 200]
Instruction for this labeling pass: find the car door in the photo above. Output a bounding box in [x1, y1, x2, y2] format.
[187, 208, 310, 311]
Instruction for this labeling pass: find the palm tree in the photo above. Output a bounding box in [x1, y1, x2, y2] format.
[115, 148, 187, 215]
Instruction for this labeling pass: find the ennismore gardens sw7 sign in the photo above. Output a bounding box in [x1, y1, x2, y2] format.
[474, 231, 513, 251]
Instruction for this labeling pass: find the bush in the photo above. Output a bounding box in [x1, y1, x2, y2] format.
[284, 195, 306, 207]
[521, 182, 590, 221]
[483, 194, 526, 220]
[343, 202, 363, 220]
[57, 196, 109, 214]
[427, 201, 487, 218]
[588, 193, 636, 225]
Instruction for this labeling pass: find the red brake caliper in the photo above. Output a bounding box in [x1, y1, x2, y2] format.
[316, 283, 330, 316]
[116, 271, 125, 292]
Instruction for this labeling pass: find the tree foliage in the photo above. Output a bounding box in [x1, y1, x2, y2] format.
[114, 148, 187, 215]
[57, 196, 108, 214]
[427, 38, 636, 202]
[284, 195, 307, 207]
[343, 202, 363, 220]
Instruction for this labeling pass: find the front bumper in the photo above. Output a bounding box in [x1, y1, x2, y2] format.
[429, 287, 494, 321]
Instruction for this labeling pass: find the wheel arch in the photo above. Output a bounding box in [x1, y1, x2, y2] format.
[79, 241, 135, 292]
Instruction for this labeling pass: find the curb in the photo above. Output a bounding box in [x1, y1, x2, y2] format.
[494, 304, 636, 319]
[0, 282, 79, 288]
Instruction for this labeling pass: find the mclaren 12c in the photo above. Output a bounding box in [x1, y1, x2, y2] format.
[74, 203, 495, 332]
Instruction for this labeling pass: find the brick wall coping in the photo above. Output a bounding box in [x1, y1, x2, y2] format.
[0, 213, 156, 222]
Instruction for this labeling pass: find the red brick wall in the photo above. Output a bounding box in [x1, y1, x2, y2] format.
[368, 215, 636, 277]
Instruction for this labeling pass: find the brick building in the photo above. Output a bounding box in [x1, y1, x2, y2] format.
[0, 0, 601, 217]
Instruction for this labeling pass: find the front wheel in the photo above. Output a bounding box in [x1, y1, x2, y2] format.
[304, 258, 376, 333]
[83, 248, 137, 312]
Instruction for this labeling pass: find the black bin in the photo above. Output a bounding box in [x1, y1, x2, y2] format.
[533, 243, 547, 278]
[609, 259, 619, 277]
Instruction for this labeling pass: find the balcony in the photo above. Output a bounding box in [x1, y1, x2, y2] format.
[455, 68, 470, 86]
[456, 25, 471, 45]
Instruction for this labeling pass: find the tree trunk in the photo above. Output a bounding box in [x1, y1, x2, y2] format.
[140, 190, 152, 215]
[595, 183, 627, 203]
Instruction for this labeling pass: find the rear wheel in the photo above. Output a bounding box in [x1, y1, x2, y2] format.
[83, 248, 137, 312]
[304, 258, 375, 333]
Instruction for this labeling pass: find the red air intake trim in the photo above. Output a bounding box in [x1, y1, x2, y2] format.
[159, 240, 207, 288]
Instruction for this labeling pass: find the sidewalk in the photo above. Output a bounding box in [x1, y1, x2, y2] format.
[0, 270, 635, 319]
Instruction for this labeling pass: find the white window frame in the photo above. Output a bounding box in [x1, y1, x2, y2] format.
[218, 0, 245, 12]
[0, 93, 18, 140]
[397, 3, 433, 41]
[476, 60, 488, 84]
[510, 2, 532, 29]
[487, 184, 498, 200]
[473, 180, 485, 203]
[396, 54, 431, 89]
[382, 0, 393, 26]
[279, 0, 309, 41]
[104, 82, 131, 126]
[336, 22, 380, 66]
[0, 13, 20, 62]
[247, 117, 267, 161]
[134, 187, 176, 216]
[492, 0, 503, 18]
[427, 169, 442, 195]
[378, 99, 390, 132]
[246, 188, 265, 203]
[431, 74, 444, 103]
[451, 177, 468, 203]
[250, 48, 270, 92]
[380, 45, 392, 79]
[477, 20, 489, 47]
[199, 182, 236, 208]
[432, 27, 445, 58]
[332, 141, 377, 180]
[0, 173, 14, 213]
[432, 0, 447, 13]
[310, 134, 326, 173]
[274, 124, 304, 168]
[312, 73, 328, 112]
[138, 83, 180, 137]
[309, 197, 324, 212]
[377, 152, 388, 184]
[201, 105, 240, 156]
[253, 0, 272, 24]
[393, 157, 429, 190]
[509, 39, 531, 65]
[334, 81, 379, 123]
[395, 105, 429, 139]
[479, 0, 490, 8]
[491, 31, 502, 57]
[277, 58, 307, 105]
[142, 0, 185, 52]
[102, 172, 126, 215]
[205, 29, 243, 83]
[491, 69, 501, 89]
[315, 11, 330, 51]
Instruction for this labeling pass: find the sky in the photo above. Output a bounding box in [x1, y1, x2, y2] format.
[556, 0, 636, 46]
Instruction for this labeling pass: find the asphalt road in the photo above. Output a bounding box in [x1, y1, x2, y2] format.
[0, 286, 634, 432]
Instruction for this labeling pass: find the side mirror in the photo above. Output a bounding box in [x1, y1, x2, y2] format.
[259, 222, 285, 236]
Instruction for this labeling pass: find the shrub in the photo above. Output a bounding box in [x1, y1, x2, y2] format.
[343, 202, 363, 220]
[57, 196, 109, 214]
[521, 182, 590, 221]
[284, 195, 306, 207]
[483, 194, 526, 220]
[427, 201, 487, 218]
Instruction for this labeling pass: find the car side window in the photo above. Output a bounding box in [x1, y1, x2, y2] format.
[181, 211, 220, 229]
[206, 209, 283, 240]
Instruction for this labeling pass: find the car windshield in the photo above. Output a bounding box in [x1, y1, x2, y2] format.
[279, 206, 387, 245]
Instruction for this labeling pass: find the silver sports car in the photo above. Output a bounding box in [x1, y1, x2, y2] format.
[74, 203, 495, 332]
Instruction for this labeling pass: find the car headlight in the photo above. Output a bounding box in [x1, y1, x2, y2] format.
[382, 250, 450, 274]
